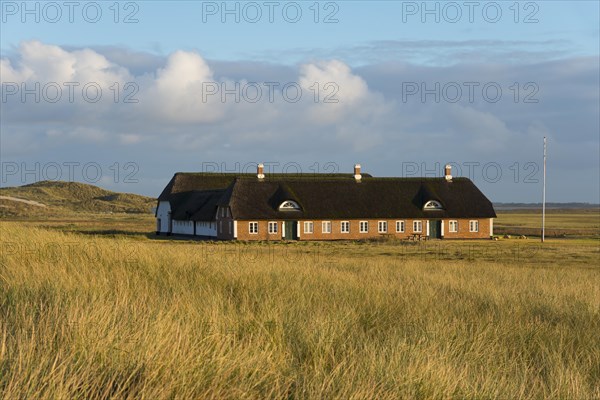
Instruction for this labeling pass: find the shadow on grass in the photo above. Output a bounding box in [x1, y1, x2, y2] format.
[70, 229, 154, 239]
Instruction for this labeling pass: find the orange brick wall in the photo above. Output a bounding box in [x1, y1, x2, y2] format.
[298, 219, 413, 240]
[442, 218, 492, 239]
[235, 218, 493, 241]
[236, 220, 284, 241]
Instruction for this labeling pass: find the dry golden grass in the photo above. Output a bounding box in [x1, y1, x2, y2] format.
[1, 221, 599, 399]
[495, 209, 600, 238]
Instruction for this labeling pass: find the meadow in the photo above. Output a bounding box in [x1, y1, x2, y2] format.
[494, 209, 599, 238]
[0, 213, 599, 399]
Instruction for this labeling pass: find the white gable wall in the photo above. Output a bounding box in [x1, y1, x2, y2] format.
[156, 201, 171, 233]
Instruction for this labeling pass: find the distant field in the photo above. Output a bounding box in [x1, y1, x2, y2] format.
[1, 214, 599, 399]
[495, 209, 599, 238]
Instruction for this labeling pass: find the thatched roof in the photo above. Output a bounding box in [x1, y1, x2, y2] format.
[158, 172, 496, 221]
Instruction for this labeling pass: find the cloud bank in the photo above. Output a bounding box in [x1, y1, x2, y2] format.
[1, 41, 598, 202]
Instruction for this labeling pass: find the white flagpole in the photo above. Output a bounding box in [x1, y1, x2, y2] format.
[542, 136, 547, 243]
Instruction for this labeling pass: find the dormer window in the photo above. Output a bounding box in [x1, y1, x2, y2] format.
[423, 200, 443, 210]
[279, 200, 301, 211]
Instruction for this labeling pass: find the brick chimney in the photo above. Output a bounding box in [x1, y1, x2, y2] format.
[354, 164, 362, 182]
[444, 164, 452, 181]
[257, 163, 265, 180]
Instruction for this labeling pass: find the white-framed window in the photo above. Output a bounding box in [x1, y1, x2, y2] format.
[322, 221, 331, 234]
[449, 220, 458, 233]
[378, 221, 387, 233]
[359, 221, 369, 233]
[249, 221, 258, 234]
[423, 200, 443, 210]
[413, 221, 422, 233]
[304, 221, 314, 234]
[268, 221, 278, 234]
[396, 220, 405, 233]
[469, 220, 479, 232]
[341, 221, 350, 233]
[279, 200, 300, 210]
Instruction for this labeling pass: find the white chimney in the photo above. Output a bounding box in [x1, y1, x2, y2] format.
[444, 164, 452, 181]
[257, 163, 265, 180]
[354, 164, 362, 182]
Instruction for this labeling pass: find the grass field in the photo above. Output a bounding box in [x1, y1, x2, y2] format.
[1, 213, 599, 399]
[495, 209, 599, 238]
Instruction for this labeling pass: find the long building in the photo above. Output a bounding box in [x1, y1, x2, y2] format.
[156, 164, 496, 240]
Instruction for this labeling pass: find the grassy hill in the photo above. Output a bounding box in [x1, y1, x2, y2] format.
[0, 180, 155, 217]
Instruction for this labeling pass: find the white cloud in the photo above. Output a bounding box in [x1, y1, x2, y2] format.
[143, 50, 225, 123]
[299, 59, 371, 123]
[1, 41, 131, 86]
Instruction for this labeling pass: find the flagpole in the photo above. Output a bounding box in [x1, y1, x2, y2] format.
[542, 136, 546, 243]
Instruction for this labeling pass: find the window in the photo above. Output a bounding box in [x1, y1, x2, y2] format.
[322, 221, 331, 234]
[423, 200, 443, 210]
[449, 220, 458, 233]
[413, 221, 422, 233]
[341, 221, 350, 233]
[268, 221, 278, 234]
[378, 221, 387, 233]
[279, 200, 300, 210]
[396, 220, 405, 233]
[469, 220, 479, 232]
[249, 222, 258, 234]
[304, 221, 313, 234]
[360, 221, 369, 233]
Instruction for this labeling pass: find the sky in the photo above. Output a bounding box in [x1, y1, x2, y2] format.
[1, 0, 599, 202]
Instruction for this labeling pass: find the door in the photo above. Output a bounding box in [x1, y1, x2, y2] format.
[285, 221, 298, 240]
[429, 220, 442, 239]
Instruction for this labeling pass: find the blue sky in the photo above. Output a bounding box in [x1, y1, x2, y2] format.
[1, 1, 599, 202]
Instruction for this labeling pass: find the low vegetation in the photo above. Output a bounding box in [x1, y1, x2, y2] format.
[1, 217, 599, 399]
[0, 181, 155, 217]
[495, 208, 599, 238]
